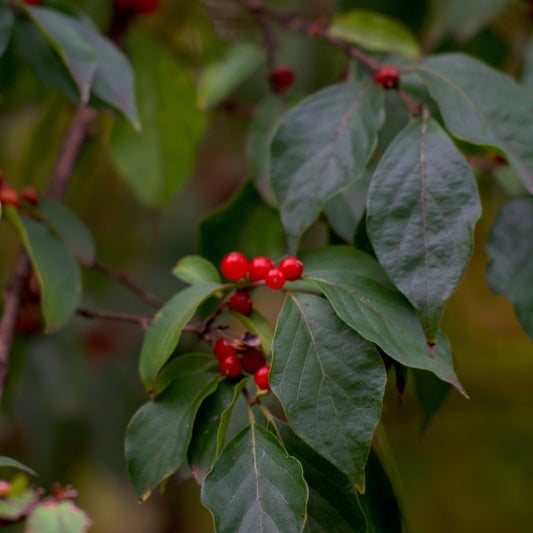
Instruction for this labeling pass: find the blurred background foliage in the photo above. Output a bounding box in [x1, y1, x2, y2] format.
[0, 0, 533, 531]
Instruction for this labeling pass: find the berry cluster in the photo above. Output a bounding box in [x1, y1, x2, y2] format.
[114, 0, 158, 15]
[0, 173, 39, 209]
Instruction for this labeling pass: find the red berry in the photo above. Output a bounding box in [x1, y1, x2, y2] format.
[265, 268, 285, 290]
[254, 365, 271, 390]
[0, 187, 20, 207]
[228, 291, 253, 315]
[221, 252, 249, 281]
[0, 481, 10, 498]
[249, 256, 275, 282]
[269, 66, 295, 93]
[219, 354, 242, 377]
[24, 0, 43, 4]
[214, 338, 237, 360]
[242, 348, 266, 374]
[373, 66, 400, 89]
[135, 0, 159, 14]
[279, 257, 303, 281]
[20, 186, 39, 206]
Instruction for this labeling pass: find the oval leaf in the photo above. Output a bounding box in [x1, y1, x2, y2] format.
[172, 255, 221, 285]
[271, 81, 384, 252]
[201, 424, 308, 533]
[271, 292, 386, 488]
[0, 456, 37, 477]
[0, 3, 14, 58]
[25, 501, 91, 533]
[367, 114, 480, 342]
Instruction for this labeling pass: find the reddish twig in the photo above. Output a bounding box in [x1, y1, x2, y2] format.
[398, 88, 422, 119]
[76, 308, 153, 330]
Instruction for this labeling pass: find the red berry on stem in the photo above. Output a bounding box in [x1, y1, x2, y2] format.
[242, 348, 266, 374]
[0, 187, 20, 207]
[249, 256, 274, 282]
[265, 268, 285, 290]
[279, 257, 303, 281]
[21, 186, 40, 206]
[219, 354, 242, 377]
[254, 365, 271, 390]
[373, 66, 400, 89]
[228, 291, 253, 315]
[214, 338, 237, 360]
[221, 252, 249, 280]
[269, 66, 295, 93]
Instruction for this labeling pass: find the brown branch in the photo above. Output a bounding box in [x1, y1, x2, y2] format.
[76, 308, 153, 330]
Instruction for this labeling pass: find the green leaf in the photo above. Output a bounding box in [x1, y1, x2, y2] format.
[126, 357, 220, 501]
[271, 81, 384, 252]
[413, 53, 533, 194]
[6, 209, 81, 332]
[139, 283, 223, 392]
[199, 181, 286, 267]
[0, 456, 37, 477]
[197, 44, 265, 110]
[486, 198, 533, 341]
[0, 488, 39, 521]
[109, 32, 205, 206]
[301, 246, 465, 393]
[0, 3, 14, 58]
[154, 353, 216, 395]
[330, 10, 420, 59]
[38, 199, 95, 266]
[367, 113, 480, 343]
[413, 369, 451, 431]
[201, 424, 308, 533]
[231, 308, 273, 355]
[25, 500, 91, 533]
[23, 5, 97, 103]
[272, 292, 386, 488]
[272, 420, 367, 533]
[188, 377, 248, 485]
[172, 255, 221, 285]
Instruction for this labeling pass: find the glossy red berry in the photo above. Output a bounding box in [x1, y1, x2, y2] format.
[269, 66, 295, 93]
[0, 187, 20, 207]
[279, 257, 303, 281]
[265, 268, 285, 290]
[373, 66, 400, 89]
[221, 252, 249, 280]
[242, 348, 266, 374]
[249, 256, 275, 282]
[214, 338, 237, 360]
[228, 291, 253, 315]
[254, 365, 271, 390]
[219, 354, 242, 377]
[20, 186, 40, 206]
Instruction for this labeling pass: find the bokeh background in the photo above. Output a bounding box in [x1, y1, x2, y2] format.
[1, 0, 533, 531]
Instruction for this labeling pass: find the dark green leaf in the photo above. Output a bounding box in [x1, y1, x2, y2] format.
[199, 181, 286, 267]
[172, 255, 221, 285]
[273, 420, 367, 533]
[109, 32, 205, 206]
[126, 357, 220, 501]
[23, 5, 97, 103]
[0, 456, 37, 476]
[215, 378, 249, 455]
[301, 246, 465, 393]
[139, 283, 223, 392]
[38, 198, 95, 266]
[330, 10, 420, 59]
[0, 488, 39, 521]
[486, 198, 533, 341]
[413, 53, 533, 194]
[367, 113, 480, 343]
[0, 4, 14, 58]
[201, 424, 308, 533]
[271, 81, 384, 251]
[154, 353, 216, 395]
[197, 44, 265, 110]
[272, 292, 386, 488]
[413, 369, 451, 431]
[230, 308, 273, 355]
[25, 500, 91, 532]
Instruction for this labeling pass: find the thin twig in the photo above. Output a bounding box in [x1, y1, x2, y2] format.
[76, 308, 153, 330]
[398, 88, 422, 120]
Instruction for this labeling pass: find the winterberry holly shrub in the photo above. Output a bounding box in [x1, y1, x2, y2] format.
[0, 0, 533, 531]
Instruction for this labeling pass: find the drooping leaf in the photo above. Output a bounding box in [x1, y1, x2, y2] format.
[0, 487, 39, 521]
[271, 292, 386, 488]
[413, 369, 451, 431]
[25, 500, 91, 533]
[0, 456, 37, 477]
[330, 10, 420, 59]
[38, 199, 95, 266]
[272, 419, 367, 533]
[486, 198, 533, 341]
[301, 246, 465, 393]
[109, 32, 205, 206]
[197, 44, 265, 110]
[172, 255, 221, 285]
[201, 424, 308, 533]
[126, 356, 220, 501]
[271, 81, 384, 252]
[23, 5, 97, 103]
[0, 4, 14, 58]
[231, 308, 273, 355]
[199, 181, 286, 267]
[413, 53, 533, 194]
[139, 283, 223, 392]
[367, 113, 480, 343]
[6, 209, 81, 332]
